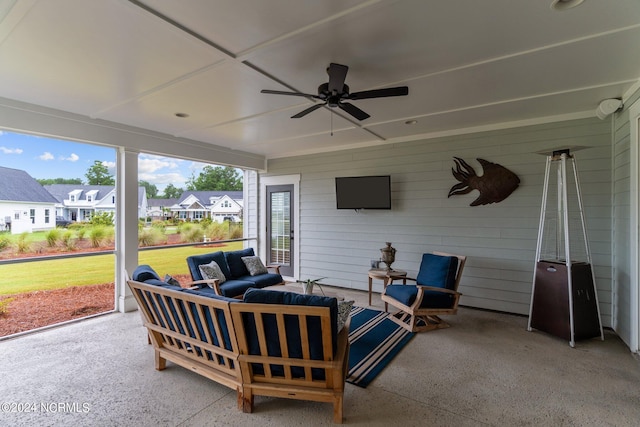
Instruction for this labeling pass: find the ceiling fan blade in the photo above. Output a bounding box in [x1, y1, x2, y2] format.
[261, 89, 319, 98]
[291, 103, 324, 118]
[327, 63, 349, 94]
[338, 102, 370, 121]
[348, 86, 409, 100]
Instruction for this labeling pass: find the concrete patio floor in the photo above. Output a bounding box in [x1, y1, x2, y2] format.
[1, 286, 639, 426]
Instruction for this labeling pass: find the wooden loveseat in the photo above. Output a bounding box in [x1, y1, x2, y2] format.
[128, 267, 350, 423]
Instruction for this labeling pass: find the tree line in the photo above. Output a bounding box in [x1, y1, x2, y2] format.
[36, 161, 242, 199]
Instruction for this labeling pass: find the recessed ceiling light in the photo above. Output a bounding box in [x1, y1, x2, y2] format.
[551, 0, 585, 11]
[405, 120, 418, 125]
[175, 112, 189, 118]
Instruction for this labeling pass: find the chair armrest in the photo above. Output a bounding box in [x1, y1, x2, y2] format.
[188, 279, 221, 295]
[411, 285, 461, 309]
[417, 285, 460, 296]
[266, 264, 281, 274]
[335, 317, 351, 368]
[389, 276, 416, 284]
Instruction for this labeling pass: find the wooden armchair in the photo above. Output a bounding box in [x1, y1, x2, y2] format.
[230, 297, 350, 423]
[381, 252, 466, 333]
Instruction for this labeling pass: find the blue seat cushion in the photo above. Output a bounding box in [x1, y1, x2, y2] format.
[241, 288, 338, 380]
[187, 251, 230, 281]
[224, 248, 255, 278]
[218, 279, 256, 298]
[132, 264, 161, 282]
[385, 284, 455, 309]
[236, 273, 283, 288]
[416, 253, 459, 290]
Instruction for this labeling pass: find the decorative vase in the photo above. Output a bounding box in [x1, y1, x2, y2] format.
[302, 282, 314, 295]
[380, 242, 396, 271]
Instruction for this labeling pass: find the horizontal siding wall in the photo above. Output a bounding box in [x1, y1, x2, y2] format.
[263, 118, 613, 325]
[612, 87, 640, 346]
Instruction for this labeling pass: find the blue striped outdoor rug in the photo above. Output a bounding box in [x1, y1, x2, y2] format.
[346, 306, 415, 388]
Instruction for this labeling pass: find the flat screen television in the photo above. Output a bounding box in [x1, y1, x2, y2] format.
[335, 175, 391, 210]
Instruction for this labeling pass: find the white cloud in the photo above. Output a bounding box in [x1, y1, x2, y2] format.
[138, 156, 179, 174]
[0, 146, 23, 154]
[60, 153, 79, 162]
[101, 160, 116, 175]
[39, 152, 54, 161]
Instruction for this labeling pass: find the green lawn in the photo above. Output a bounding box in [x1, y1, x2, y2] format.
[0, 241, 243, 295]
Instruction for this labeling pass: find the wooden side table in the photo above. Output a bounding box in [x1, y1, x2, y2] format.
[368, 268, 407, 310]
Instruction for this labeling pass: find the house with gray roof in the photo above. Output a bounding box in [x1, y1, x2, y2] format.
[45, 184, 148, 222]
[170, 191, 242, 222]
[0, 166, 58, 234]
[146, 198, 178, 220]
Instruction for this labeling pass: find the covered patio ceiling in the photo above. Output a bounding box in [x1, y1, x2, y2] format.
[0, 0, 639, 160]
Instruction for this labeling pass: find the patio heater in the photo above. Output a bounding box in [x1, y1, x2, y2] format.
[527, 149, 603, 347]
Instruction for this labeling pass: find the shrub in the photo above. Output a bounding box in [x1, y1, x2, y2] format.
[89, 226, 108, 248]
[62, 230, 76, 251]
[0, 297, 15, 315]
[229, 224, 243, 239]
[183, 224, 204, 243]
[16, 232, 30, 253]
[205, 222, 227, 241]
[76, 227, 87, 240]
[89, 211, 114, 226]
[138, 227, 164, 247]
[0, 235, 10, 251]
[45, 228, 62, 247]
[151, 220, 166, 232]
[177, 222, 193, 237]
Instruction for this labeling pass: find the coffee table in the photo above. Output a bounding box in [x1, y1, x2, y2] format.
[368, 268, 407, 310]
[263, 283, 343, 300]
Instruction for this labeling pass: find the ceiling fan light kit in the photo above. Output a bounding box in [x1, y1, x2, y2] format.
[261, 63, 408, 121]
[550, 0, 585, 11]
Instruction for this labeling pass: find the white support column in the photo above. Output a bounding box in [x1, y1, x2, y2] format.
[115, 148, 139, 313]
[630, 100, 640, 353]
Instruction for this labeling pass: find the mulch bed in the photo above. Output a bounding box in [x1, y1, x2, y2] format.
[0, 233, 206, 338]
[0, 274, 192, 338]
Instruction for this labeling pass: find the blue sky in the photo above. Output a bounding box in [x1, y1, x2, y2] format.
[0, 130, 213, 192]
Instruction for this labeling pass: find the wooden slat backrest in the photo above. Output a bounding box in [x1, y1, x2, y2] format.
[230, 302, 337, 388]
[127, 280, 240, 373]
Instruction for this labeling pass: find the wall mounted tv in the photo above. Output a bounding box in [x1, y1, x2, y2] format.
[335, 175, 391, 210]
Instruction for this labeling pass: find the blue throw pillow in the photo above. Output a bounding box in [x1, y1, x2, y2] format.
[416, 254, 459, 290]
[187, 251, 230, 280]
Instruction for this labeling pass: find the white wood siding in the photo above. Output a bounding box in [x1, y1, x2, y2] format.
[612, 88, 640, 347]
[263, 118, 613, 325]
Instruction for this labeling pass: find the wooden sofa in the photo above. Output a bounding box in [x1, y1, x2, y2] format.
[128, 275, 349, 423]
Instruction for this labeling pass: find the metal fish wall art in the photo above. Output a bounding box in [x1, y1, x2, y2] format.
[448, 157, 520, 206]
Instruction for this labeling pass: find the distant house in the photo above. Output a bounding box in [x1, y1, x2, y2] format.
[45, 184, 148, 222]
[0, 166, 58, 234]
[145, 198, 178, 220]
[170, 191, 242, 223]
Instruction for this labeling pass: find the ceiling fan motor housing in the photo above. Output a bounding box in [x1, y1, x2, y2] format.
[318, 83, 350, 106]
